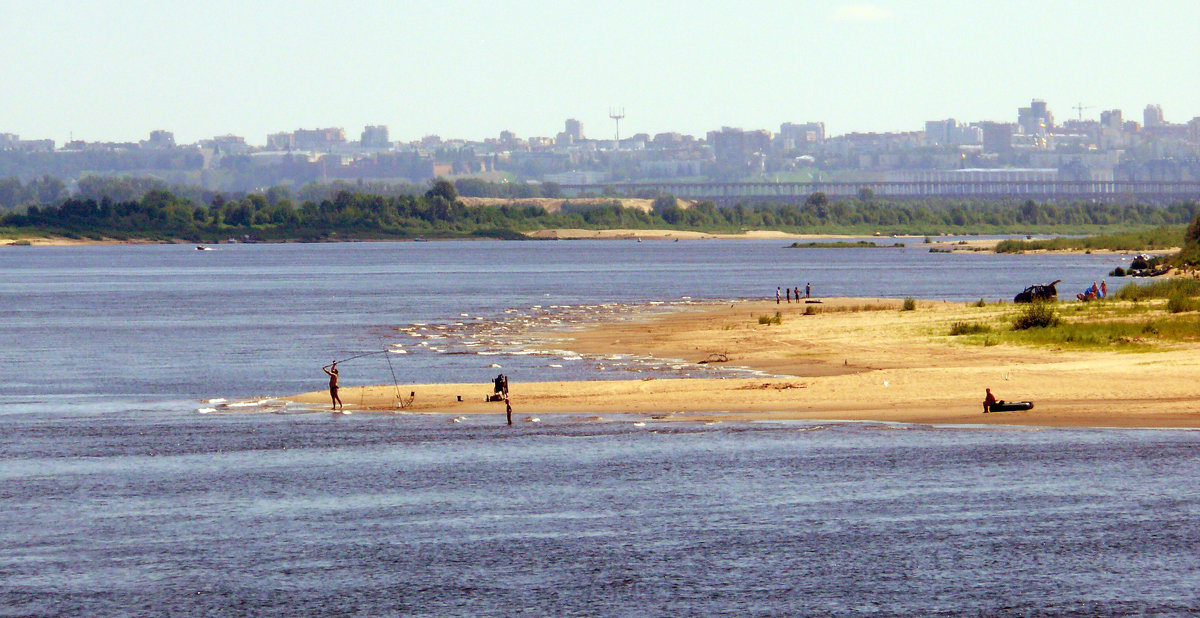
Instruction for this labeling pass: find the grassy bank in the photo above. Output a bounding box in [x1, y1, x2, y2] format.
[944, 279, 1200, 350]
[994, 226, 1184, 253]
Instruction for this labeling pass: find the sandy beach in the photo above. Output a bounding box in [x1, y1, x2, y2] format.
[282, 298, 1200, 428]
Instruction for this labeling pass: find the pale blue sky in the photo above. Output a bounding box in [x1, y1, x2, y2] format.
[2, 0, 1197, 145]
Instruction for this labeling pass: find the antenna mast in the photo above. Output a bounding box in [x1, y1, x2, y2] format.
[608, 107, 625, 150]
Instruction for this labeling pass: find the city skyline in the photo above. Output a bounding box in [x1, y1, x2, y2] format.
[2, 0, 1198, 145]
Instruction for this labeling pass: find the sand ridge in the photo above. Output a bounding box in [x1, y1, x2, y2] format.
[281, 298, 1200, 428]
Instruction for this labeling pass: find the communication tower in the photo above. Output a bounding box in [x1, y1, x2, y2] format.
[609, 107, 625, 150]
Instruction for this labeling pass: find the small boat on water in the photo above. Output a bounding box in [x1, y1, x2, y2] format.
[413, 237, 428, 242]
[195, 245, 212, 251]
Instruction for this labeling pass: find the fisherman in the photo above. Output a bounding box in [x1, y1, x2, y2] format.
[805, 282, 811, 298]
[323, 361, 343, 410]
[983, 388, 1000, 413]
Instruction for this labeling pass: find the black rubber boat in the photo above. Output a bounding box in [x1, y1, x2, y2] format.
[985, 401, 1034, 413]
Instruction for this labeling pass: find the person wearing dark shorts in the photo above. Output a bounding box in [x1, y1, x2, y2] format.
[323, 361, 342, 410]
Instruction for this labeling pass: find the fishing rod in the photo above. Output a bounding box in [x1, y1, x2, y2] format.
[329, 346, 412, 409]
[330, 349, 390, 364]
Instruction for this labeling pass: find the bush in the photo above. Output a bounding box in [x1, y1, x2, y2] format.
[759, 312, 782, 325]
[1113, 278, 1200, 302]
[1013, 302, 1060, 330]
[1109, 266, 1126, 277]
[804, 305, 819, 315]
[949, 321, 992, 335]
[1166, 293, 1197, 314]
[974, 298, 986, 307]
[902, 297, 917, 311]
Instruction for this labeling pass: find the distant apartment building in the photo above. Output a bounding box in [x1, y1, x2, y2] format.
[293, 128, 346, 151]
[266, 132, 295, 150]
[0, 133, 55, 153]
[360, 125, 390, 148]
[564, 118, 583, 141]
[141, 130, 176, 149]
[1144, 104, 1164, 128]
[777, 122, 825, 150]
[1017, 99, 1054, 136]
[498, 130, 520, 150]
[200, 134, 250, 155]
[980, 122, 1014, 154]
[708, 127, 771, 166]
[922, 119, 982, 147]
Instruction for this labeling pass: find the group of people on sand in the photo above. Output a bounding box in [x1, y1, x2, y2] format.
[777, 283, 812, 304]
[322, 360, 514, 424]
[1077, 280, 1107, 302]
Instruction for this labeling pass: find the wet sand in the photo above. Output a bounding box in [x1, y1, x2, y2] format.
[281, 298, 1200, 428]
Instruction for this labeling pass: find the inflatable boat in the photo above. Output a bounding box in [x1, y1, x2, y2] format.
[985, 401, 1034, 413]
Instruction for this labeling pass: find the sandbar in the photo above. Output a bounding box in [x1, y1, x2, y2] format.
[282, 298, 1200, 428]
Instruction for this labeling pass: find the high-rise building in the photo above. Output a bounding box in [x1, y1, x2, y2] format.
[924, 119, 957, 146]
[980, 122, 1014, 154]
[708, 127, 771, 166]
[1144, 104, 1164, 128]
[1017, 99, 1053, 135]
[564, 118, 583, 141]
[779, 122, 825, 145]
[1101, 109, 1123, 131]
[361, 125, 390, 148]
[143, 130, 175, 149]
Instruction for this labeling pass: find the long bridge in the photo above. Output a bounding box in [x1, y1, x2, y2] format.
[560, 180, 1200, 204]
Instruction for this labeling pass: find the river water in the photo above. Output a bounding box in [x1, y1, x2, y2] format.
[3, 239, 1197, 615]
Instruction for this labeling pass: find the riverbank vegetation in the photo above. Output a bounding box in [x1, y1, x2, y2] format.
[994, 227, 1185, 254]
[2, 175, 1199, 243]
[944, 278, 1200, 350]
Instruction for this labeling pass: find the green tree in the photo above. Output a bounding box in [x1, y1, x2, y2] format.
[426, 178, 457, 202]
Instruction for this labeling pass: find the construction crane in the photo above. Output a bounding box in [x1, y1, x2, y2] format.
[1072, 102, 1094, 121]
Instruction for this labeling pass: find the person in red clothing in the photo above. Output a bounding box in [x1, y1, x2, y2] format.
[983, 388, 997, 413]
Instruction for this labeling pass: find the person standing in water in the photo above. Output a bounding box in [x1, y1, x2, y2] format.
[323, 361, 342, 410]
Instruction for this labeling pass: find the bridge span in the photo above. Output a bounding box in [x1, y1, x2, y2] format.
[561, 180, 1200, 204]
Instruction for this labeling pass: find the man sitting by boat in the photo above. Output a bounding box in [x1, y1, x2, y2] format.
[983, 388, 1002, 413]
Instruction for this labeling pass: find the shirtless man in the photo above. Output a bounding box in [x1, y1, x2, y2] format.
[323, 361, 342, 410]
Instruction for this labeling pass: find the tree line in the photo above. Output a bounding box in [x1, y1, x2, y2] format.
[3, 176, 1199, 242]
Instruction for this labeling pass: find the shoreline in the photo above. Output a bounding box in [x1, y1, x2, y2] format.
[274, 298, 1200, 429]
[3, 231, 1166, 256]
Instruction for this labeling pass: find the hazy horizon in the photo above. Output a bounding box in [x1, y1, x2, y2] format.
[3, 0, 1197, 145]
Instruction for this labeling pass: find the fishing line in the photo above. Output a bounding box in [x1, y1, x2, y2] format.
[333, 350, 389, 364]
[382, 344, 404, 407]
